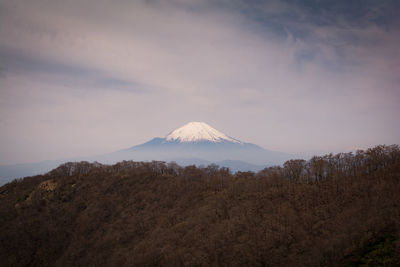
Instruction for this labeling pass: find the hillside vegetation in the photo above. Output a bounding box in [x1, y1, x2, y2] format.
[1, 145, 400, 266]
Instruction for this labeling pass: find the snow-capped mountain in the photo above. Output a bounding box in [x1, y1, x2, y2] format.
[126, 121, 252, 150]
[0, 121, 296, 185]
[165, 122, 241, 143]
[117, 122, 292, 166]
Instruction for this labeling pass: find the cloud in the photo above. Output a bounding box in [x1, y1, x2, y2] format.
[0, 0, 399, 164]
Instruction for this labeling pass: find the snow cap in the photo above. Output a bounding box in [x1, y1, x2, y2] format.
[165, 122, 242, 143]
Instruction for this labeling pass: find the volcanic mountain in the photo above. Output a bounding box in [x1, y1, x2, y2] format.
[0, 122, 294, 185]
[108, 122, 292, 166]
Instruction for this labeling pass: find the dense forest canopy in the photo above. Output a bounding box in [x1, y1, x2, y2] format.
[1, 145, 400, 266]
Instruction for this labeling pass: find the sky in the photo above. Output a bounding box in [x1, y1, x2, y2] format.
[0, 0, 399, 164]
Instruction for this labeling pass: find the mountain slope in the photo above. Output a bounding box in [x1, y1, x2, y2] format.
[1, 146, 399, 266]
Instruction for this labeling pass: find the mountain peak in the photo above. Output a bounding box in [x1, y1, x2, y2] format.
[165, 122, 242, 143]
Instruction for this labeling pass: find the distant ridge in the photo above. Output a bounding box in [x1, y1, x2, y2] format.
[0, 121, 295, 185]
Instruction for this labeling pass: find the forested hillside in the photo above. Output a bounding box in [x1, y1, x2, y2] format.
[1, 145, 400, 266]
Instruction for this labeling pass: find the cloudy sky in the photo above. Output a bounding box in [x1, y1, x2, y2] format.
[0, 0, 399, 164]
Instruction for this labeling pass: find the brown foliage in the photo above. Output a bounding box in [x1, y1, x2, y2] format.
[1, 146, 400, 266]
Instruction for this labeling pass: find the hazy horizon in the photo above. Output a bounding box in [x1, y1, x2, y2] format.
[1, 0, 400, 165]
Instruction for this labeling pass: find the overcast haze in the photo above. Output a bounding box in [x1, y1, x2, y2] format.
[0, 0, 399, 165]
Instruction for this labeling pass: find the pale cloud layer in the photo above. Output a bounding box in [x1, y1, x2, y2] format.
[0, 0, 399, 164]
